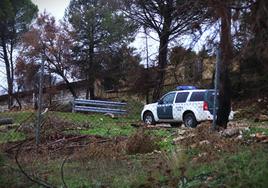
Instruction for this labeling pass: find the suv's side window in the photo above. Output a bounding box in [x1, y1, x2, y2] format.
[175, 92, 189, 103]
[161, 93, 176, 104]
[190, 92, 205, 101]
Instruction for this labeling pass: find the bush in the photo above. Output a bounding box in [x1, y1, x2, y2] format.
[50, 102, 73, 112]
[126, 129, 159, 155]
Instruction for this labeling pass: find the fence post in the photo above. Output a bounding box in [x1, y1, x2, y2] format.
[36, 57, 45, 145]
[72, 98, 75, 113]
[212, 49, 220, 130]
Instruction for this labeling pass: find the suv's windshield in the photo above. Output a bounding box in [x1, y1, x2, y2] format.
[160, 92, 176, 104]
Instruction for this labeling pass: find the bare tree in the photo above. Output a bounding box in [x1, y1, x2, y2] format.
[19, 13, 78, 98]
[0, 0, 38, 109]
[123, 0, 207, 101]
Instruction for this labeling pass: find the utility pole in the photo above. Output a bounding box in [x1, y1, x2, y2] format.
[144, 27, 150, 104]
[212, 49, 220, 130]
[36, 56, 45, 145]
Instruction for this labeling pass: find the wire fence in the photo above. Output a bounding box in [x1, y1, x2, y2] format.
[1, 50, 255, 187]
[0, 52, 223, 145]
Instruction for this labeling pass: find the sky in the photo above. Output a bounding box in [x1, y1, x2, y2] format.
[32, 0, 70, 20]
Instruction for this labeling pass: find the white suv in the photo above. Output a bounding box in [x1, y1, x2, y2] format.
[141, 88, 233, 128]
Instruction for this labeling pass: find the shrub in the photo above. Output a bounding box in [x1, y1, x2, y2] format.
[126, 129, 159, 155]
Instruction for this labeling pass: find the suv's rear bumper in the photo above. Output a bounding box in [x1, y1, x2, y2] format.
[198, 110, 234, 122]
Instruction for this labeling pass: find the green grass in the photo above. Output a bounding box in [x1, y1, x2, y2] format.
[249, 127, 268, 135]
[31, 157, 148, 188]
[3, 110, 267, 187]
[80, 124, 135, 137]
[0, 111, 34, 124]
[185, 146, 268, 188]
[0, 154, 4, 185]
[53, 111, 140, 125]
[247, 119, 268, 127]
[0, 154, 31, 188]
[243, 126, 268, 140]
[53, 111, 137, 137]
[146, 129, 177, 151]
[0, 130, 26, 143]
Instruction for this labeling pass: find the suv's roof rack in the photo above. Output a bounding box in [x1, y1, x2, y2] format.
[176, 86, 197, 90]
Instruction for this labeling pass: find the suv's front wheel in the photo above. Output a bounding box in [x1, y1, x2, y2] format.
[143, 112, 156, 125]
[184, 113, 197, 128]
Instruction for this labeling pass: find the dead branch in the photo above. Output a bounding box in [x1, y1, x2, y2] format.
[5, 140, 26, 153]
[61, 155, 70, 188]
[15, 139, 55, 188]
[47, 135, 88, 146]
[0, 118, 13, 125]
[14, 112, 35, 132]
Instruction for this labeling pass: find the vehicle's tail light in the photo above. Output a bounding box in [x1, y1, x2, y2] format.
[203, 101, 208, 111]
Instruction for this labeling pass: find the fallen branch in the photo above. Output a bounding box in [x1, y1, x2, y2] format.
[15, 140, 55, 188]
[0, 118, 13, 125]
[64, 145, 90, 149]
[14, 112, 35, 132]
[5, 140, 30, 153]
[47, 135, 88, 146]
[65, 135, 88, 142]
[61, 155, 70, 188]
[96, 139, 112, 144]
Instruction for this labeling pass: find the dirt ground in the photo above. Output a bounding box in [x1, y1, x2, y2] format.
[1, 112, 268, 187]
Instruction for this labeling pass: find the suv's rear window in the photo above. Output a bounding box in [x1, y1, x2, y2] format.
[189, 92, 205, 101]
[206, 90, 219, 103]
[175, 92, 189, 103]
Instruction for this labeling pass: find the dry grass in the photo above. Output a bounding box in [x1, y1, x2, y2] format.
[177, 123, 242, 163]
[126, 128, 160, 155]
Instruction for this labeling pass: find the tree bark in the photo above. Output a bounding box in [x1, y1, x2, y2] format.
[151, 3, 173, 101]
[216, 6, 232, 129]
[85, 82, 95, 100]
[85, 43, 95, 100]
[89, 85, 95, 100]
[57, 69, 77, 98]
[152, 30, 171, 101]
[50, 61, 77, 98]
[62, 76, 77, 98]
[1, 38, 13, 109]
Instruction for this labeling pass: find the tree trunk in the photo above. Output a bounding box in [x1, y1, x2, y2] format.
[13, 94, 22, 110]
[86, 85, 95, 100]
[152, 34, 170, 102]
[85, 78, 95, 100]
[86, 87, 90, 99]
[89, 85, 95, 99]
[210, 70, 215, 89]
[151, 6, 172, 102]
[146, 91, 149, 104]
[216, 6, 232, 129]
[1, 38, 13, 109]
[61, 75, 77, 98]
[85, 44, 95, 100]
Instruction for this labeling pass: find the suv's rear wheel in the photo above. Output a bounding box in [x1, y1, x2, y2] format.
[183, 113, 197, 128]
[143, 112, 156, 125]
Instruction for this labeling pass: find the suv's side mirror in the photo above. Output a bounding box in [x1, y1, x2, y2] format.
[158, 100, 163, 105]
